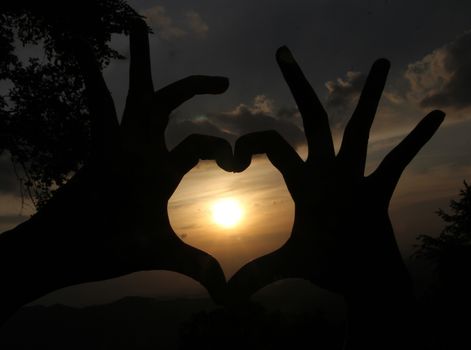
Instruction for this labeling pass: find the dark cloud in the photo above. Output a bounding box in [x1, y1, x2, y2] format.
[166, 117, 234, 149]
[141, 6, 209, 41]
[166, 95, 306, 150]
[185, 11, 209, 38]
[214, 98, 306, 147]
[324, 71, 365, 122]
[405, 30, 471, 110]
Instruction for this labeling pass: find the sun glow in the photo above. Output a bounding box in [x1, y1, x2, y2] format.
[211, 198, 244, 228]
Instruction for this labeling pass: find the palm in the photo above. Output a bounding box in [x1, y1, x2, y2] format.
[288, 161, 396, 293]
[229, 46, 444, 298]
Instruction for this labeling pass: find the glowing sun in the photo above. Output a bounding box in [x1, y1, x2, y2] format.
[212, 198, 244, 228]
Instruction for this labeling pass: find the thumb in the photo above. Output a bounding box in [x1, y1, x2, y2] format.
[227, 245, 301, 303]
[162, 241, 227, 305]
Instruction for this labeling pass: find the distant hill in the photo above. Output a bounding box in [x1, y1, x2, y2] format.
[0, 289, 345, 349]
[0, 297, 218, 350]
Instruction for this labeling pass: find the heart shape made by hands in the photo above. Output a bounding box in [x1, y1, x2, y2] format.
[7, 19, 444, 314]
[168, 149, 295, 282]
[167, 46, 445, 307]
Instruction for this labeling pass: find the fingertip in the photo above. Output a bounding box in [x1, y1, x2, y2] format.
[208, 281, 229, 306]
[276, 45, 295, 64]
[216, 76, 230, 93]
[129, 17, 149, 32]
[231, 158, 252, 173]
[276, 45, 289, 54]
[216, 158, 234, 173]
[184, 246, 227, 304]
[205, 258, 228, 306]
[429, 109, 446, 122]
[419, 110, 446, 131]
[200, 76, 230, 94]
[215, 139, 236, 172]
[373, 58, 391, 72]
[233, 135, 254, 172]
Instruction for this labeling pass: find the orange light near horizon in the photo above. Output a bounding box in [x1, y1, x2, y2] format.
[211, 198, 244, 228]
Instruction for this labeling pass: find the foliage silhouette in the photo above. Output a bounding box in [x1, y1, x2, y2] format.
[228, 46, 445, 349]
[0, 19, 231, 324]
[415, 181, 471, 349]
[415, 181, 471, 264]
[0, 0, 141, 207]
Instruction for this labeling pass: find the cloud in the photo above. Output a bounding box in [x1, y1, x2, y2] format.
[166, 95, 306, 150]
[142, 6, 209, 41]
[323, 70, 401, 130]
[321, 64, 435, 145]
[405, 30, 471, 111]
[166, 117, 234, 149]
[316, 31, 471, 154]
[325, 71, 365, 115]
[185, 11, 209, 38]
[142, 6, 187, 40]
[216, 96, 305, 147]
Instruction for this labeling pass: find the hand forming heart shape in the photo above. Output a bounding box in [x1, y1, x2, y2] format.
[225, 46, 444, 350]
[0, 19, 232, 319]
[228, 47, 444, 302]
[0, 18, 445, 331]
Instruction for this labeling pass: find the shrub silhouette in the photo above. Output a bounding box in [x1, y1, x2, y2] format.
[415, 181, 471, 349]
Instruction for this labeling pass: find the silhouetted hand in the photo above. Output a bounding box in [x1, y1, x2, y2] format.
[228, 47, 444, 349]
[0, 20, 230, 321]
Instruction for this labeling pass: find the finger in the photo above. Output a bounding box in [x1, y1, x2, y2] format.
[169, 134, 234, 174]
[276, 46, 334, 165]
[164, 242, 227, 305]
[70, 39, 119, 153]
[152, 76, 229, 131]
[372, 110, 445, 201]
[227, 248, 301, 302]
[128, 19, 154, 95]
[233, 131, 303, 179]
[338, 59, 390, 176]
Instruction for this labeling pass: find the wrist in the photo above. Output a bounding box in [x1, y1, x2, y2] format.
[342, 247, 419, 349]
[0, 218, 63, 322]
[343, 271, 419, 350]
[0, 201, 107, 319]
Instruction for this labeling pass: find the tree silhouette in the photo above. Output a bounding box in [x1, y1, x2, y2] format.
[414, 182, 471, 349]
[415, 181, 471, 265]
[0, 0, 141, 207]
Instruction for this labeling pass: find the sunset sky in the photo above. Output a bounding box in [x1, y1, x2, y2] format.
[1, 0, 471, 306]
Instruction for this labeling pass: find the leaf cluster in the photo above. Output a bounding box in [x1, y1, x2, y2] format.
[0, 0, 143, 207]
[415, 181, 471, 264]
